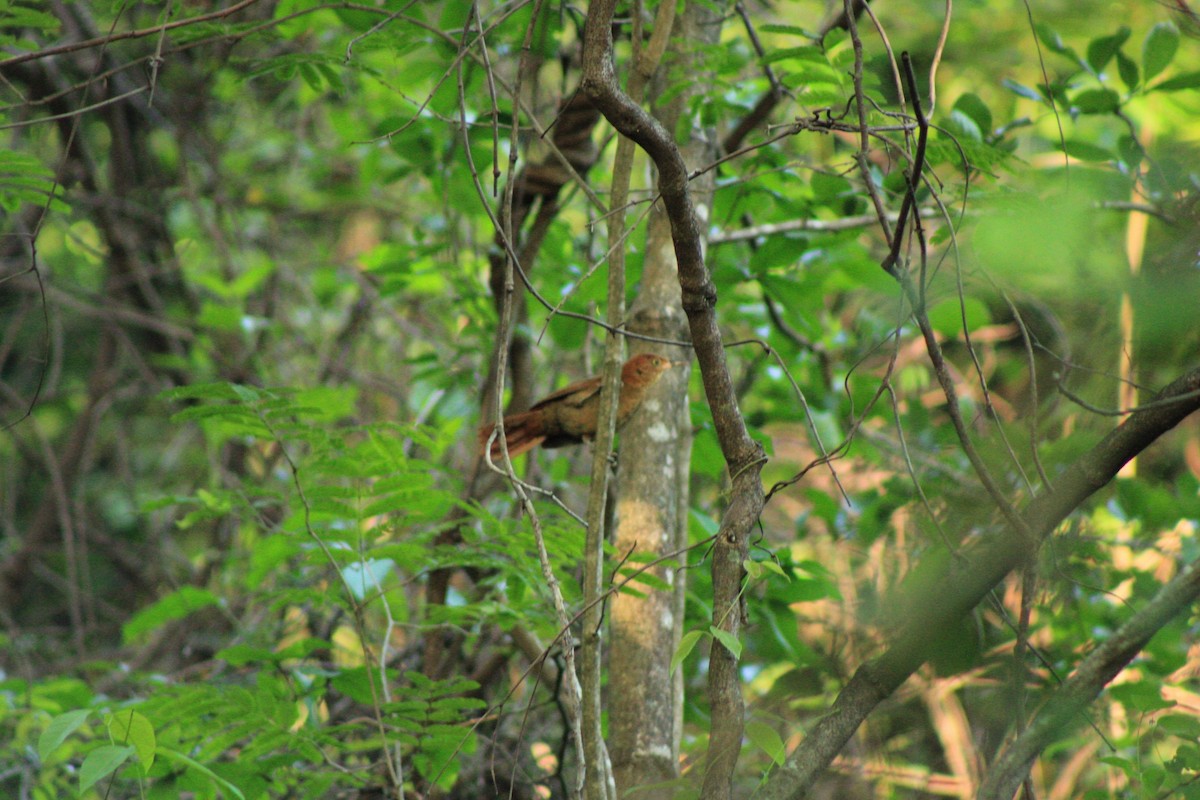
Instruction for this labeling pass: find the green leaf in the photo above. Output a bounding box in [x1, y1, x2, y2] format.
[1116, 50, 1139, 90]
[745, 720, 787, 765]
[1060, 140, 1113, 162]
[759, 274, 819, 321]
[1, 3, 61, 32]
[1002, 78, 1043, 102]
[763, 45, 827, 65]
[1110, 680, 1174, 712]
[215, 644, 278, 666]
[292, 385, 359, 422]
[106, 710, 156, 773]
[1143, 22, 1180, 82]
[810, 170, 852, 203]
[157, 746, 247, 799]
[786, 574, 841, 603]
[709, 626, 743, 660]
[1159, 714, 1200, 739]
[1117, 135, 1143, 169]
[1071, 88, 1120, 114]
[748, 233, 807, 275]
[38, 709, 91, 761]
[1100, 755, 1138, 779]
[79, 744, 134, 794]
[689, 507, 720, 540]
[413, 725, 475, 791]
[1036, 23, 1084, 67]
[747, 558, 789, 580]
[0, 148, 69, 213]
[759, 24, 813, 36]
[332, 666, 390, 705]
[670, 630, 707, 675]
[794, 560, 842, 599]
[952, 92, 993, 135]
[1115, 478, 1184, 530]
[1086, 27, 1130, 72]
[122, 586, 220, 644]
[947, 109, 983, 142]
[795, 82, 850, 107]
[159, 381, 243, 403]
[1154, 70, 1200, 91]
[197, 301, 245, 332]
[926, 298, 990, 338]
[743, 559, 763, 580]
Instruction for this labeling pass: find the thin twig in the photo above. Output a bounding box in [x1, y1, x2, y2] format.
[881, 54, 929, 277]
[0, 0, 264, 69]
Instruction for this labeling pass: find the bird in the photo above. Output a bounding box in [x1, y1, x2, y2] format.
[478, 353, 674, 460]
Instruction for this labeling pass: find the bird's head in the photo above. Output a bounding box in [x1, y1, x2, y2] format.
[622, 353, 675, 387]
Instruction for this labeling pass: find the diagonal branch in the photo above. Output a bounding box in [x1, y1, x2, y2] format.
[978, 555, 1200, 800]
[758, 364, 1200, 800]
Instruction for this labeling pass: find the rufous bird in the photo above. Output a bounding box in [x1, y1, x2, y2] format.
[479, 353, 674, 460]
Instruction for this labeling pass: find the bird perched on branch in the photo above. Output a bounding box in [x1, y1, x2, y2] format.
[479, 353, 674, 460]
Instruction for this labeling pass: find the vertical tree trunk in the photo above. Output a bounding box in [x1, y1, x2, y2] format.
[609, 3, 724, 795]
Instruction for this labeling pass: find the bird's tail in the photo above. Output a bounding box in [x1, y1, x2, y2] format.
[478, 411, 545, 460]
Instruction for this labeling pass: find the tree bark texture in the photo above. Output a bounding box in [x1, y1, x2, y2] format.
[580, 2, 766, 798]
[608, 2, 718, 793]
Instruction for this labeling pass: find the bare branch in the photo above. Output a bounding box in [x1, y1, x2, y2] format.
[758, 364, 1200, 800]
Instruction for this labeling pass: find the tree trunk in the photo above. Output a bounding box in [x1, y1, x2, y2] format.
[609, 2, 724, 794]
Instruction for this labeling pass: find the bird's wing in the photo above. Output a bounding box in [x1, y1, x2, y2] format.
[529, 376, 601, 410]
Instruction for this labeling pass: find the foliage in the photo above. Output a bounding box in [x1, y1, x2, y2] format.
[1, 0, 1199, 798]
